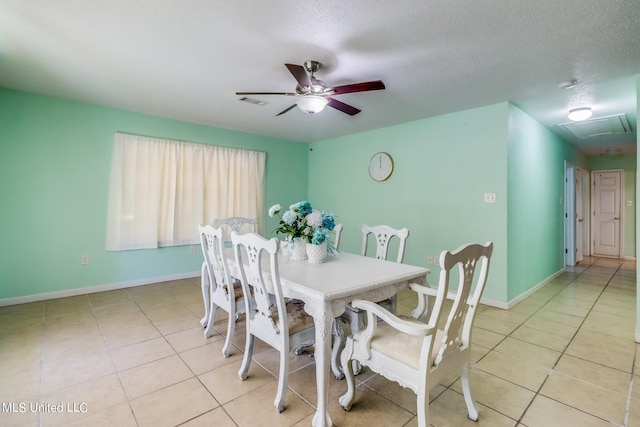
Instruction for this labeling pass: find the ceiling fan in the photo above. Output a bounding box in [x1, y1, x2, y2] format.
[236, 60, 385, 116]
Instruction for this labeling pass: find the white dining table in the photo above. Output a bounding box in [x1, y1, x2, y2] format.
[229, 249, 430, 427]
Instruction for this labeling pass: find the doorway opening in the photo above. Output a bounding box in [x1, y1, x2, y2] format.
[565, 162, 591, 266]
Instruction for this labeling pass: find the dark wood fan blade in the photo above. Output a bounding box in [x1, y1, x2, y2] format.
[329, 80, 386, 95]
[285, 63, 311, 88]
[327, 98, 361, 116]
[276, 104, 297, 116]
[236, 92, 296, 96]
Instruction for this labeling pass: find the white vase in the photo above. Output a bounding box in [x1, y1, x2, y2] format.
[306, 242, 328, 264]
[287, 237, 308, 260]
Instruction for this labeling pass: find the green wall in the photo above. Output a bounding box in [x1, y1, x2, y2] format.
[636, 73, 640, 342]
[307, 103, 509, 303]
[589, 154, 637, 259]
[507, 105, 588, 301]
[0, 89, 307, 300]
[306, 101, 592, 306]
[2, 87, 635, 311]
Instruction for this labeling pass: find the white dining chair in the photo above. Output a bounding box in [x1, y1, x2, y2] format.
[361, 223, 409, 307]
[361, 224, 409, 264]
[339, 242, 493, 427]
[198, 224, 248, 356]
[212, 216, 258, 241]
[200, 217, 257, 331]
[331, 224, 410, 378]
[333, 223, 343, 251]
[232, 231, 316, 413]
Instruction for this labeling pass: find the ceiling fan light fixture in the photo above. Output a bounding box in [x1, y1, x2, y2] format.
[296, 95, 328, 114]
[568, 107, 592, 121]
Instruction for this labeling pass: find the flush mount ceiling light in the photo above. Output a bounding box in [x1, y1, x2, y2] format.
[559, 79, 578, 89]
[568, 107, 592, 122]
[296, 95, 329, 115]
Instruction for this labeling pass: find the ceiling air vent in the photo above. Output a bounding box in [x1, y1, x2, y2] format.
[557, 114, 631, 139]
[238, 97, 268, 106]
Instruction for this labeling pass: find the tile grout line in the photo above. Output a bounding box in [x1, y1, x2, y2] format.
[431, 260, 599, 425]
[514, 259, 628, 426]
[623, 345, 637, 427]
[470, 262, 587, 425]
[91, 290, 143, 427]
[133, 290, 231, 427]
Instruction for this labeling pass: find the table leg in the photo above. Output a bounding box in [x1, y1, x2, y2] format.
[311, 301, 333, 427]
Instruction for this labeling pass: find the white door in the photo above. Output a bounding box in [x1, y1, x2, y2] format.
[575, 167, 585, 263]
[564, 163, 576, 266]
[580, 168, 591, 257]
[592, 170, 622, 257]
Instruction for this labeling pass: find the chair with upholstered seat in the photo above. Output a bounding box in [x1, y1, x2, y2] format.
[339, 242, 493, 427]
[198, 224, 248, 357]
[200, 217, 257, 333]
[232, 231, 316, 413]
[331, 224, 410, 378]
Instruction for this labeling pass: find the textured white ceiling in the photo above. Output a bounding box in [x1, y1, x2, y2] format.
[1, 0, 638, 155]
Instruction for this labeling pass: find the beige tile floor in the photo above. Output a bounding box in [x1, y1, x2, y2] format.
[0, 256, 637, 426]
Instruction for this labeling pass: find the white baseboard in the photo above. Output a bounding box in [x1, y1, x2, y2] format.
[0, 271, 201, 307]
[466, 268, 564, 311]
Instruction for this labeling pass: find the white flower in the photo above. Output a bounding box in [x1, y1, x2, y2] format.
[306, 211, 323, 227]
[268, 204, 281, 217]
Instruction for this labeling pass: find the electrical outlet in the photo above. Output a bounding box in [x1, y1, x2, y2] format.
[426, 255, 439, 266]
[484, 192, 496, 204]
[190, 245, 196, 254]
[81, 255, 90, 265]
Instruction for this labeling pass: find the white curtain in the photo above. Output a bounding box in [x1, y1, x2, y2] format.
[106, 132, 265, 251]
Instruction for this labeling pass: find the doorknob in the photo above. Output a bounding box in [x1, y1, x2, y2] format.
[578, 219, 583, 222]
[614, 217, 620, 220]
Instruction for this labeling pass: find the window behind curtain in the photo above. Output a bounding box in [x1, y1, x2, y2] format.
[106, 132, 265, 251]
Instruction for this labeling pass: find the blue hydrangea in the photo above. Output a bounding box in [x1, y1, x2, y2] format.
[294, 201, 313, 215]
[311, 228, 329, 245]
[282, 209, 297, 225]
[321, 212, 335, 231]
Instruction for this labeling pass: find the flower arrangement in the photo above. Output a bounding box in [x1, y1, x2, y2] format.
[269, 201, 336, 246]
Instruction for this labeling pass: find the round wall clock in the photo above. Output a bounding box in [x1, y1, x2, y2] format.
[369, 152, 394, 182]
